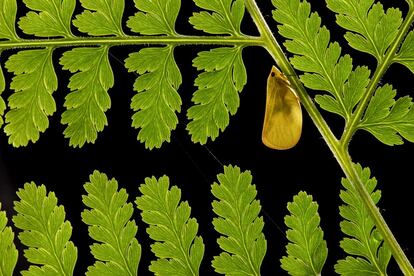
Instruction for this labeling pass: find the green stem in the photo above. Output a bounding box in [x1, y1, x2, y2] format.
[0, 35, 262, 49]
[340, 6, 414, 148]
[245, 0, 414, 274]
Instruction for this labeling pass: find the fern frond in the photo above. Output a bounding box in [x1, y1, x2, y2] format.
[187, 47, 246, 144]
[395, 30, 414, 74]
[359, 84, 414, 145]
[60, 46, 113, 147]
[13, 183, 77, 275]
[190, 0, 244, 36]
[136, 175, 204, 275]
[74, 0, 124, 36]
[0, 203, 18, 276]
[125, 47, 182, 149]
[18, 0, 75, 38]
[326, 0, 402, 62]
[211, 165, 266, 275]
[4, 48, 57, 147]
[335, 164, 391, 275]
[281, 191, 327, 275]
[272, 0, 370, 121]
[82, 171, 141, 276]
[127, 0, 180, 35]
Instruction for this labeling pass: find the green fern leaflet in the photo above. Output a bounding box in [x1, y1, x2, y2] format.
[82, 171, 141, 276]
[5, 48, 58, 147]
[13, 183, 77, 275]
[136, 175, 204, 275]
[281, 191, 328, 275]
[335, 164, 391, 275]
[211, 165, 266, 275]
[0, 203, 18, 276]
[60, 46, 113, 147]
[74, 0, 124, 36]
[326, 0, 402, 62]
[395, 30, 414, 74]
[18, 0, 75, 38]
[358, 85, 414, 146]
[125, 46, 182, 149]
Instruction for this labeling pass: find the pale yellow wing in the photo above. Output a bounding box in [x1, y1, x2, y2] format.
[262, 66, 302, 150]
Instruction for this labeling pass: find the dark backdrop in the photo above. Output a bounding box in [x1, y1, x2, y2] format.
[0, 1, 413, 275]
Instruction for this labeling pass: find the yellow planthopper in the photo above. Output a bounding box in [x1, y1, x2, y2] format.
[262, 66, 302, 150]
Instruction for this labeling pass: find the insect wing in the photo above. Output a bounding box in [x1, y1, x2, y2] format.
[262, 66, 302, 150]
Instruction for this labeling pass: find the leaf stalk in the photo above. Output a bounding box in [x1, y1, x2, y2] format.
[0, 36, 262, 49]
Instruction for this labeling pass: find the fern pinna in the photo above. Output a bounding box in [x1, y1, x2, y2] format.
[0, 0, 413, 274]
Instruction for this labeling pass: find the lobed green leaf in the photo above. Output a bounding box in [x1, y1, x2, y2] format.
[0, 0, 18, 40]
[187, 47, 246, 144]
[272, 0, 369, 121]
[0, 203, 18, 276]
[4, 48, 57, 147]
[82, 171, 141, 276]
[281, 191, 327, 275]
[335, 164, 391, 275]
[13, 183, 77, 276]
[190, 0, 245, 36]
[125, 46, 182, 149]
[326, 0, 402, 61]
[60, 46, 113, 147]
[395, 30, 414, 74]
[74, 0, 124, 36]
[359, 84, 414, 145]
[136, 175, 204, 275]
[315, 66, 370, 119]
[211, 165, 266, 275]
[19, 0, 75, 37]
[127, 0, 180, 35]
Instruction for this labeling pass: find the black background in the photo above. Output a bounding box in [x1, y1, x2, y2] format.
[0, 0, 413, 275]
